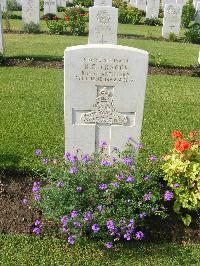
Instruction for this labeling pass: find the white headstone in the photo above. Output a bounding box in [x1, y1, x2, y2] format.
[0, 0, 7, 12]
[0, 4, 4, 55]
[195, 2, 200, 23]
[57, 0, 66, 7]
[136, 0, 146, 11]
[130, 0, 137, 7]
[162, 4, 183, 38]
[22, 0, 40, 24]
[146, 0, 160, 18]
[89, 2, 118, 44]
[64, 45, 148, 155]
[44, 0, 57, 15]
[94, 0, 112, 5]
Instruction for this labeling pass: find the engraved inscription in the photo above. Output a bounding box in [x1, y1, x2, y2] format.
[97, 10, 111, 24]
[80, 87, 128, 125]
[75, 57, 135, 83]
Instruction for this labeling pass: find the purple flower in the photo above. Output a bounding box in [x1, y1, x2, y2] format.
[128, 136, 133, 142]
[99, 183, 108, 190]
[57, 181, 64, 188]
[143, 175, 151, 181]
[149, 155, 157, 161]
[164, 191, 174, 201]
[34, 193, 41, 201]
[106, 220, 115, 231]
[97, 205, 104, 212]
[128, 219, 135, 228]
[42, 158, 49, 165]
[68, 154, 78, 164]
[92, 224, 100, 233]
[124, 233, 131, 241]
[62, 227, 69, 233]
[143, 192, 152, 202]
[112, 146, 119, 152]
[71, 210, 79, 218]
[123, 157, 134, 166]
[33, 227, 42, 235]
[84, 211, 93, 222]
[126, 176, 135, 183]
[117, 175, 124, 181]
[35, 149, 42, 156]
[73, 221, 82, 228]
[174, 183, 180, 188]
[68, 235, 76, 245]
[34, 219, 41, 226]
[112, 182, 119, 188]
[22, 197, 28, 206]
[64, 152, 71, 160]
[69, 167, 78, 174]
[136, 143, 144, 150]
[105, 242, 113, 249]
[61, 215, 69, 226]
[135, 231, 144, 240]
[139, 212, 147, 219]
[32, 182, 41, 193]
[76, 186, 82, 192]
[100, 140, 107, 149]
[82, 154, 91, 163]
[101, 160, 113, 167]
[112, 157, 117, 162]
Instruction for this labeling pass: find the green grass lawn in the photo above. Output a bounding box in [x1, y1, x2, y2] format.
[3, 33, 199, 67]
[0, 234, 200, 265]
[0, 67, 199, 171]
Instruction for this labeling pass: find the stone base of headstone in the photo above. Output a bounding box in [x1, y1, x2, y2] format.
[64, 44, 148, 155]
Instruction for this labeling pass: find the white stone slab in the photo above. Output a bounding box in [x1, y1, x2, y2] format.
[130, 0, 137, 7]
[0, 5, 4, 55]
[136, 0, 146, 11]
[94, 0, 112, 6]
[162, 3, 183, 38]
[57, 0, 66, 7]
[89, 6, 118, 44]
[146, 0, 160, 18]
[0, 0, 7, 12]
[22, 0, 40, 24]
[44, 0, 57, 15]
[64, 44, 148, 155]
[195, 2, 200, 23]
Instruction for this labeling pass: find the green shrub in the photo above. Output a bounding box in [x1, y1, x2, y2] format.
[184, 23, 200, 44]
[57, 6, 66, 12]
[31, 140, 167, 247]
[0, 52, 5, 64]
[64, 7, 87, 35]
[181, 0, 196, 28]
[168, 32, 178, 42]
[40, 0, 44, 11]
[7, 0, 21, 11]
[74, 0, 93, 7]
[23, 22, 40, 33]
[113, 0, 127, 8]
[46, 17, 64, 34]
[144, 18, 162, 26]
[158, 7, 164, 18]
[119, 6, 143, 24]
[8, 13, 22, 19]
[163, 130, 200, 226]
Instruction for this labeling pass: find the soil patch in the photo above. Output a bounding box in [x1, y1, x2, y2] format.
[0, 174, 199, 243]
[2, 58, 200, 77]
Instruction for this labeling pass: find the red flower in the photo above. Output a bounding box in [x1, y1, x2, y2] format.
[172, 131, 183, 139]
[65, 16, 70, 22]
[189, 131, 198, 138]
[175, 140, 191, 152]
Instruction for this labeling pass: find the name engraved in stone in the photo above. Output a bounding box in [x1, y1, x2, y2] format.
[75, 57, 135, 83]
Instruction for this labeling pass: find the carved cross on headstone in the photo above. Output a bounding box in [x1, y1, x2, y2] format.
[73, 85, 135, 154]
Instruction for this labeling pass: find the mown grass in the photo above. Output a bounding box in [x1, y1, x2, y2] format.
[0, 67, 199, 171]
[0, 234, 200, 266]
[3, 33, 199, 67]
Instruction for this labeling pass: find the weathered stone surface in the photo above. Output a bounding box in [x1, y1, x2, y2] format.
[0, 0, 7, 12]
[22, 0, 40, 24]
[64, 44, 148, 155]
[44, 0, 57, 15]
[146, 0, 160, 18]
[195, 2, 200, 23]
[136, 0, 147, 11]
[94, 0, 112, 6]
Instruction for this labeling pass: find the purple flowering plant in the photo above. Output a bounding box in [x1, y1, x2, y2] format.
[30, 139, 168, 247]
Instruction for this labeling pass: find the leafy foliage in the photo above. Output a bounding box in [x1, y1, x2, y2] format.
[7, 0, 22, 11]
[184, 23, 200, 44]
[23, 22, 40, 33]
[74, 0, 93, 7]
[163, 131, 200, 226]
[181, 0, 196, 28]
[46, 17, 64, 34]
[119, 6, 143, 24]
[144, 18, 162, 26]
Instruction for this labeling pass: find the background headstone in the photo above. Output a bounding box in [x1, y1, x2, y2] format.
[44, 0, 57, 15]
[146, 0, 160, 18]
[162, 3, 183, 38]
[89, 1, 118, 44]
[136, 0, 147, 11]
[0, 0, 7, 12]
[195, 2, 200, 23]
[22, 0, 40, 24]
[0, 4, 4, 55]
[64, 45, 148, 155]
[57, 0, 66, 7]
[94, 0, 112, 5]
[130, 0, 137, 7]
